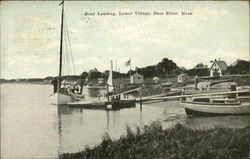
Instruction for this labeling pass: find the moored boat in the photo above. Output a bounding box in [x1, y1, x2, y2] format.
[50, 92, 82, 105]
[50, 1, 84, 105]
[180, 79, 250, 116]
[181, 96, 250, 116]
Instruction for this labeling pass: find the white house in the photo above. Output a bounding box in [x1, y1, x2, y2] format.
[210, 60, 228, 77]
[130, 73, 143, 84]
[98, 78, 104, 84]
[177, 73, 190, 83]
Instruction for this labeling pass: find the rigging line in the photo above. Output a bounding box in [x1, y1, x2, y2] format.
[63, 15, 72, 75]
[64, 15, 76, 75]
[66, 31, 73, 75]
[63, 30, 67, 75]
[65, 17, 75, 75]
[64, 25, 71, 74]
[63, 24, 70, 75]
[64, 27, 72, 75]
[62, 42, 67, 76]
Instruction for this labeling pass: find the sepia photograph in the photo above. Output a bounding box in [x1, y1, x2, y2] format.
[0, 1, 249, 159]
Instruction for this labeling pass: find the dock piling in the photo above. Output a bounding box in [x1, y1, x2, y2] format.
[140, 88, 142, 111]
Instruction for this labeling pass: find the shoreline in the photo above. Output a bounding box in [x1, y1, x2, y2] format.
[59, 122, 250, 159]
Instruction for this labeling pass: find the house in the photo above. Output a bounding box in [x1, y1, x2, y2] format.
[177, 73, 190, 83]
[98, 78, 104, 84]
[130, 73, 143, 84]
[210, 59, 228, 77]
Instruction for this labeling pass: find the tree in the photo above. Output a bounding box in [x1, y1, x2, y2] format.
[88, 68, 102, 79]
[227, 59, 249, 74]
[157, 58, 177, 75]
[194, 63, 208, 69]
[80, 71, 88, 78]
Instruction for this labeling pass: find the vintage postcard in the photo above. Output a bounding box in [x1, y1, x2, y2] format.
[1, 1, 249, 159]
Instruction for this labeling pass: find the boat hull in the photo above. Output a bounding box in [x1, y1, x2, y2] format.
[50, 92, 82, 105]
[181, 101, 250, 116]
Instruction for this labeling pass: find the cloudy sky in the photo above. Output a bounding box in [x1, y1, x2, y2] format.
[1, 1, 249, 79]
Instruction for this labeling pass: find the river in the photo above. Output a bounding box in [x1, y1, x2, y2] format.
[1, 84, 249, 158]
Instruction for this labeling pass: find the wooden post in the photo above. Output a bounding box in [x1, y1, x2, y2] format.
[118, 83, 121, 100]
[140, 88, 142, 111]
[58, 1, 64, 91]
[107, 84, 109, 101]
[230, 84, 237, 98]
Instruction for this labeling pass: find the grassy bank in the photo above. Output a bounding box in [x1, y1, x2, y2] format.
[60, 122, 250, 159]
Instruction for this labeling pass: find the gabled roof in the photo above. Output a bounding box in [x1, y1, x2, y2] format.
[210, 60, 228, 71]
[178, 73, 188, 77]
[131, 72, 143, 77]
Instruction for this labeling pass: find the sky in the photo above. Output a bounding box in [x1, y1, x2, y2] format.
[0, 1, 249, 79]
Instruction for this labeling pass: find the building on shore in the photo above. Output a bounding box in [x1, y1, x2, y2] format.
[210, 59, 228, 77]
[130, 72, 143, 84]
[177, 73, 190, 83]
[98, 78, 104, 84]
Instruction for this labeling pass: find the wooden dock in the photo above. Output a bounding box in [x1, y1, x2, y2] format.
[67, 89, 250, 110]
[68, 98, 136, 110]
[67, 87, 184, 110]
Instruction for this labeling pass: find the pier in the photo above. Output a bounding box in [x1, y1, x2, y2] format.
[68, 99, 136, 110]
[68, 87, 141, 110]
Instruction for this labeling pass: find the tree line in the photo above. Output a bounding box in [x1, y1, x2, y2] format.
[82, 58, 249, 79]
[0, 58, 249, 83]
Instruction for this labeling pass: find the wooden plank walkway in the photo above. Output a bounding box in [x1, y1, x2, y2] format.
[139, 89, 250, 102]
[67, 88, 250, 109]
[68, 98, 136, 110]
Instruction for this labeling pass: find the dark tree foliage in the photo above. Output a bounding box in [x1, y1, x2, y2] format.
[0, 79, 7, 83]
[61, 75, 82, 81]
[26, 78, 44, 82]
[185, 63, 209, 77]
[186, 68, 209, 77]
[227, 60, 250, 74]
[80, 71, 88, 78]
[113, 71, 126, 79]
[137, 66, 159, 78]
[157, 58, 178, 75]
[194, 63, 208, 69]
[129, 58, 179, 78]
[44, 76, 54, 80]
[103, 70, 126, 79]
[89, 71, 102, 79]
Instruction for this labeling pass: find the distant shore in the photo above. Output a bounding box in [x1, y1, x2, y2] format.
[1, 75, 249, 85]
[59, 122, 250, 159]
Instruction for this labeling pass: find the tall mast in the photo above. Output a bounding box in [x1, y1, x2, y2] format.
[58, 0, 64, 90]
[111, 60, 113, 86]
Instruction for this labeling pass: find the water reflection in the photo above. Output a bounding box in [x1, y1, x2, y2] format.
[55, 103, 165, 154]
[84, 87, 107, 98]
[56, 99, 250, 155]
[1, 84, 249, 158]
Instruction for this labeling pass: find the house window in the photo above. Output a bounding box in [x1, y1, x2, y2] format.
[138, 77, 141, 80]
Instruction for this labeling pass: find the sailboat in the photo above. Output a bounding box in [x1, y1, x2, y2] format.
[50, 1, 84, 105]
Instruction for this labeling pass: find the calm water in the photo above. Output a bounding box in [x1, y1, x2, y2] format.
[1, 84, 249, 159]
